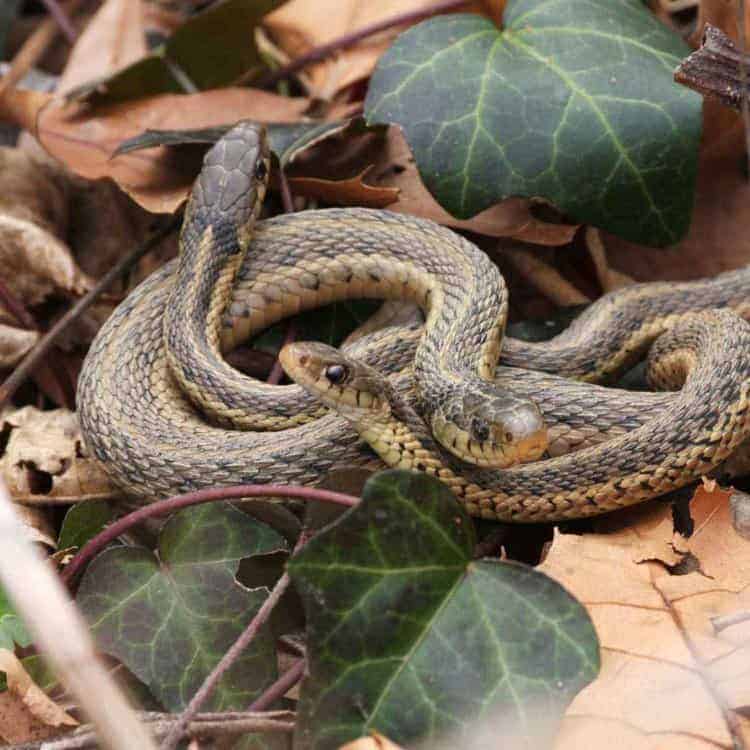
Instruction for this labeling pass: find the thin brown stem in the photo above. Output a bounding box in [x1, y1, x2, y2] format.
[40, 0, 78, 43]
[267, 321, 297, 384]
[0, 214, 181, 409]
[257, 0, 473, 88]
[248, 658, 306, 711]
[278, 167, 295, 214]
[10, 711, 295, 750]
[62, 484, 357, 587]
[160, 569, 297, 750]
[675, 25, 750, 111]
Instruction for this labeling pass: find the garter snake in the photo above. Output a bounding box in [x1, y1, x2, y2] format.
[76, 121, 750, 521]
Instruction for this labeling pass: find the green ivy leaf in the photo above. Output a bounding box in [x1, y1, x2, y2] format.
[76, 503, 287, 710]
[0, 587, 30, 652]
[288, 470, 599, 749]
[365, 0, 702, 246]
[58, 501, 113, 551]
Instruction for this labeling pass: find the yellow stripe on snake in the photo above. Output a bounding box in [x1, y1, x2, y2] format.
[76, 122, 750, 522]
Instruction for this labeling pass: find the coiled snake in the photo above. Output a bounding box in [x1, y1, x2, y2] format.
[77, 122, 750, 522]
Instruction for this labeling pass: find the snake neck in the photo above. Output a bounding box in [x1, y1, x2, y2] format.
[163, 121, 267, 425]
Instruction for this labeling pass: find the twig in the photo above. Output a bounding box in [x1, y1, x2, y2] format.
[161, 564, 302, 749]
[10, 711, 295, 750]
[0, 277, 38, 330]
[0, 478, 158, 750]
[62, 484, 357, 587]
[248, 658, 306, 711]
[584, 227, 634, 292]
[278, 167, 295, 214]
[675, 25, 750, 111]
[257, 0, 473, 88]
[267, 321, 297, 384]
[40, 0, 78, 44]
[0, 214, 181, 409]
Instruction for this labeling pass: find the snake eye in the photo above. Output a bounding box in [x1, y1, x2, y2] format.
[471, 418, 490, 443]
[254, 160, 268, 181]
[324, 364, 348, 385]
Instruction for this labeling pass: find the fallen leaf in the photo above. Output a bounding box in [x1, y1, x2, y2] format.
[0, 147, 91, 304]
[69, 0, 281, 105]
[0, 650, 77, 744]
[0, 406, 119, 504]
[0, 325, 38, 369]
[289, 166, 399, 208]
[57, 0, 147, 94]
[264, 0, 435, 98]
[541, 486, 750, 748]
[0, 87, 310, 213]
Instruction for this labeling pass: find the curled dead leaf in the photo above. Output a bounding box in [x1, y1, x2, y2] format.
[0, 87, 310, 213]
[0, 325, 38, 369]
[0, 650, 77, 744]
[58, 0, 147, 95]
[0, 406, 118, 504]
[289, 166, 399, 208]
[0, 147, 91, 305]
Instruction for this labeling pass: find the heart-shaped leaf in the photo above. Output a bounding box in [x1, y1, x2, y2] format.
[365, 0, 702, 246]
[76, 503, 286, 710]
[289, 470, 599, 749]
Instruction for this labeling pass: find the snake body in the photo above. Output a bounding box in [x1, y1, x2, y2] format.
[76, 123, 750, 521]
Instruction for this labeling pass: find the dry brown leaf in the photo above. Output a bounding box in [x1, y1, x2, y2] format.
[264, 0, 433, 98]
[289, 166, 400, 208]
[58, 0, 147, 95]
[541, 486, 750, 749]
[0, 406, 119, 505]
[264, 1, 496, 99]
[0, 147, 92, 304]
[0, 325, 39, 369]
[0, 88, 310, 213]
[0, 650, 77, 744]
[369, 128, 579, 244]
[339, 732, 405, 750]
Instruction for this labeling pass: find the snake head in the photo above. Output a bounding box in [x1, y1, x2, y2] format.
[279, 342, 393, 420]
[185, 121, 272, 252]
[429, 382, 548, 468]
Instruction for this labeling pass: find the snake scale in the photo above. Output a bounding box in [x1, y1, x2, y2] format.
[77, 122, 750, 522]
